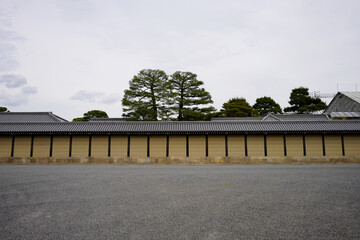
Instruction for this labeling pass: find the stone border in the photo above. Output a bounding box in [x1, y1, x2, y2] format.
[1, 156, 360, 164]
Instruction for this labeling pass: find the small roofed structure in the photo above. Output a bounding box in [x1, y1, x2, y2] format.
[325, 92, 360, 113]
[0, 112, 68, 122]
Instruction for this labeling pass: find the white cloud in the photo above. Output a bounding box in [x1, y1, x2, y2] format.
[21, 85, 37, 94]
[0, 43, 20, 72]
[0, 74, 27, 88]
[0, 86, 36, 106]
[71, 90, 121, 105]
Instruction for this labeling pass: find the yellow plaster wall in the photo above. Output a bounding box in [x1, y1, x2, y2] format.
[228, 135, 245, 157]
[33, 136, 51, 157]
[13, 136, 31, 157]
[267, 135, 284, 157]
[305, 135, 323, 156]
[169, 136, 186, 158]
[286, 135, 303, 157]
[325, 135, 342, 157]
[110, 136, 128, 157]
[52, 136, 70, 157]
[0, 136, 12, 157]
[189, 136, 205, 158]
[72, 136, 89, 157]
[91, 136, 108, 157]
[247, 135, 264, 157]
[130, 136, 147, 158]
[150, 136, 166, 157]
[208, 135, 225, 157]
[344, 135, 360, 156]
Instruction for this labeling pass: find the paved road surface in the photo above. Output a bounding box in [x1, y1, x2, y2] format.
[0, 165, 359, 239]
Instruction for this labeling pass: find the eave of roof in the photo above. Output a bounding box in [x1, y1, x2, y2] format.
[0, 112, 68, 122]
[340, 92, 360, 104]
[1, 121, 359, 135]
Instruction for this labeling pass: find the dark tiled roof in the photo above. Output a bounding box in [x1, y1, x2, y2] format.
[211, 117, 263, 121]
[0, 112, 68, 122]
[265, 114, 330, 121]
[89, 118, 127, 122]
[1, 121, 359, 135]
[212, 114, 330, 122]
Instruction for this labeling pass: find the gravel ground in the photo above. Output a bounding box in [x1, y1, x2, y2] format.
[0, 164, 359, 240]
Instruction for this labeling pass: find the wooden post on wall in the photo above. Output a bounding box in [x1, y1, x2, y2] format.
[322, 134, 326, 156]
[186, 135, 189, 157]
[205, 134, 208, 157]
[30, 135, 34, 157]
[302, 134, 306, 156]
[147, 135, 150, 157]
[341, 134, 345, 156]
[50, 135, 53, 157]
[108, 135, 111, 157]
[127, 135, 131, 157]
[264, 134, 267, 157]
[166, 135, 169, 157]
[225, 134, 228, 157]
[244, 134, 248, 157]
[11, 135, 15, 157]
[69, 135, 72, 157]
[88, 135, 92, 157]
[283, 134, 287, 156]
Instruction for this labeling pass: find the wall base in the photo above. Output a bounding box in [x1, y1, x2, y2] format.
[1, 156, 360, 164]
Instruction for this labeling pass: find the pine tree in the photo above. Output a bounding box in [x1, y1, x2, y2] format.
[253, 97, 282, 115]
[122, 69, 171, 121]
[284, 87, 327, 113]
[220, 98, 257, 117]
[169, 71, 214, 121]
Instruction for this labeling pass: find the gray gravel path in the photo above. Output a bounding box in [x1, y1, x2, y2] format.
[0, 165, 359, 240]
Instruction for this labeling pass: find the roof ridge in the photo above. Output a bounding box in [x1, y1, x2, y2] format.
[0, 111, 53, 114]
[339, 91, 360, 103]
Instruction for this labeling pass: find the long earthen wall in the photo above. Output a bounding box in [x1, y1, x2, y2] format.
[1, 134, 360, 164]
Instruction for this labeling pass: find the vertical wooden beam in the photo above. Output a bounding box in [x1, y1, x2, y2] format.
[166, 135, 169, 157]
[11, 135, 15, 157]
[88, 135, 92, 157]
[341, 134, 345, 156]
[302, 134, 306, 156]
[50, 135, 53, 157]
[322, 134, 326, 156]
[69, 135, 72, 157]
[244, 134, 248, 157]
[30, 135, 34, 157]
[264, 134, 267, 157]
[108, 135, 111, 157]
[225, 134, 228, 157]
[205, 134, 208, 157]
[147, 135, 150, 157]
[186, 135, 189, 157]
[283, 134, 287, 156]
[127, 135, 130, 157]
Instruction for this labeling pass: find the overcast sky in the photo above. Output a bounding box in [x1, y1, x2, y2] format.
[1, 0, 359, 120]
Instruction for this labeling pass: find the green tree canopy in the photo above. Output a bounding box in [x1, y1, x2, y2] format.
[122, 69, 171, 121]
[169, 71, 214, 121]
[284, 87, 327, 114]
[72, 110, 109, 122]
[220, 98, 257, 117]
[253, 96, 282, 115]
[0, 107, 10, 112]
